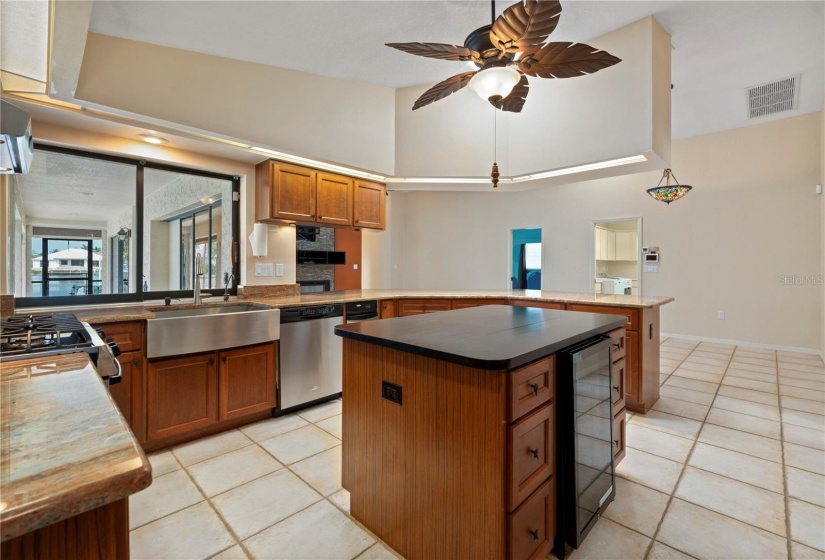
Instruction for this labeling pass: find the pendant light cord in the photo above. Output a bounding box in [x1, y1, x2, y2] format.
[494, 108, 497, 163]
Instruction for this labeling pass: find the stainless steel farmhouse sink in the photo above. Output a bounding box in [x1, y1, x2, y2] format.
[147, 305, 280, 358]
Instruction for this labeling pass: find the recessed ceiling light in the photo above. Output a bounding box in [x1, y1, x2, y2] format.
[138, 134, 168, 145]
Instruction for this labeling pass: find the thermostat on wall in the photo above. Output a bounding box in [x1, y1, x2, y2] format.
[642, 246, 649, 253]
[644, 253, 659, 263]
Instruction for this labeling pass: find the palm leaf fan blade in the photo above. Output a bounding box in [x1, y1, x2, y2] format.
[518, 42, 621, 78]
[490, 0, 562, 53]
[412, 71, 477, 110]
[385, 42, 479, 61]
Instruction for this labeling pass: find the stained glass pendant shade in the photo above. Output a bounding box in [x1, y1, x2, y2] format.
[647, 168, 692, 204]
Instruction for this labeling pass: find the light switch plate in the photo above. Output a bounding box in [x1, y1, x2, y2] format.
[275, 264, 284, 277]
[644, 265, 659, 273]
[353, 264, 358, 270]
[255, 263, 274, 276]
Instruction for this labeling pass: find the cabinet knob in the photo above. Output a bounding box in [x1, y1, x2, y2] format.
[613, 385, 620, 393]
[528, 448, 539, 459]
[614, 439, 619, 447]
[222, 356, 227, 363]
[132, 358, 141, 366]
[209, 358, 215, 366]
[529, 529, 539, 541]
[529, 383, 539, 396]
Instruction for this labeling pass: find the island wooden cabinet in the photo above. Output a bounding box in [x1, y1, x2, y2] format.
[353, 180, 386, 230]
[452, 298, 507, 309]
[146, 342, 277, 443]
[316, 172, 354, 226]
[608, 328, 627, 464]
[255, 160, 385, 229]
[379, 299, 397, 318]
[342, 340, 556, 560]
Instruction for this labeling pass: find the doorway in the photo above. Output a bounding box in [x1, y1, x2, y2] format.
[591, 218, 642, 295]
[511, 228, 542, 290]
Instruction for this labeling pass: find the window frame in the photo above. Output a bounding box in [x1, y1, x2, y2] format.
[14, 143, 241, 308]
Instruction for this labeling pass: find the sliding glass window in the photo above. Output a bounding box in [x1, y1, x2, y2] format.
[7, 145, 240, 307]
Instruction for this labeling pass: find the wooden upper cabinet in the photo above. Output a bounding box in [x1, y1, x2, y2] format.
[316, 173, 354, 226]
[272, 164, 316, 222]
[353, 180, 386, 230]
[256, 160, 386, 230]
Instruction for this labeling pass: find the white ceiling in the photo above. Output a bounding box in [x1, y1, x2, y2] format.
[88, 1, 824, 139]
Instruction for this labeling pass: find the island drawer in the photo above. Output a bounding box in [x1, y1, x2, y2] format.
[612, 357, 626, 413]
[92, 321, 143, 352]
[567, 304, 637, 331]
[508, 356, 554, 421]
[507, 479, 555, 560]
[613, 412, 626, 464]
[508, 402, 554, 511]
[608, 328, 626, 362]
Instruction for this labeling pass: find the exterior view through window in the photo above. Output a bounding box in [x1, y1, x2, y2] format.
[511, 228, 542, 289]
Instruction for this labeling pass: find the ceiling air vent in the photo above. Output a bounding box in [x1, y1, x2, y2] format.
[746, 74, 800, 119]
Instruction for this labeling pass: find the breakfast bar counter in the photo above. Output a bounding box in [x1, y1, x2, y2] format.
[0, 353, 151, 557]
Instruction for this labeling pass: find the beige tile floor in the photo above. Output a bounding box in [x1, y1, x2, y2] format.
[131, 339, 825, 560]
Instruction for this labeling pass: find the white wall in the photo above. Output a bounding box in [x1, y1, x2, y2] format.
[377, 113, 823, 351]
[394, 17, 671, 179]
[76, 33, 396, 175]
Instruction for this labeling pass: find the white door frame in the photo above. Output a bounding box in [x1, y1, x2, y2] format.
[590, 216, 643, 295]
[507, 226, 543, 290]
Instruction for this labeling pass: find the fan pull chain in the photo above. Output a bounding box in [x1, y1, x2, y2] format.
[491, 108, 500, 188]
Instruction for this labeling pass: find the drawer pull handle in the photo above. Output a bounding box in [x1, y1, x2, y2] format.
[613, 385, 620, 393]
[132, 358, 140, 366]
[529, 529, 539, 541]
[529, 383, 539, 396]
[614, 439, 619, 447]
[528, 448, 539, 459]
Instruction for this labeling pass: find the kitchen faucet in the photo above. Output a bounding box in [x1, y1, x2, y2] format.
[194, 254, 204, 304]
[223, 274, 235, 302]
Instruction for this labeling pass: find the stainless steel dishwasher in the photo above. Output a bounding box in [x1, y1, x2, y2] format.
[279, 303, 344, 411]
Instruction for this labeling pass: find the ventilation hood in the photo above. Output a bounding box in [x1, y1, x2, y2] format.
[1, 99, 34, 174]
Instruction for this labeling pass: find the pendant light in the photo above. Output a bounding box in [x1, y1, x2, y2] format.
[647, 168, 692, 204]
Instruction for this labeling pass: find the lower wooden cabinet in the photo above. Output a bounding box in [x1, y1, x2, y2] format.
[609, 327, 627, 466]
[508, 403, 554, 511]
[147, 352, 218, 442]
[219, 344, 276, 421]
[451, 298, 507, 310]
[109, 351, 142, 436]
[612, 412, 626, 464]
[379, 299, 397, 319]
[511, 300, 565, 310]
[147, 342, 277, 442]
[397, 299, 452, 316]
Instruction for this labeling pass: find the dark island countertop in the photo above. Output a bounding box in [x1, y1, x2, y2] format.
[334, 305, 628, 370]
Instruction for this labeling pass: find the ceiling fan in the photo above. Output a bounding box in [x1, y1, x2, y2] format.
[387, 0, 621, 113]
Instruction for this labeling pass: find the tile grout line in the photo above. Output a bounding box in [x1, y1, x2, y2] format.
[777, 350, 794, 560]
[641, 343, 736, 560]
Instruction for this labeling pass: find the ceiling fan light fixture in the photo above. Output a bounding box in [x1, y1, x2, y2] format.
[469, 66, 521, 102]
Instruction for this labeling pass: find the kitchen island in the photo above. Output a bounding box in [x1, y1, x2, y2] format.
[335, 305, 627, 560]
[0, 353, 151, 558]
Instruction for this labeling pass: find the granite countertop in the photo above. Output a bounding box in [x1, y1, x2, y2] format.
[15, 289, 673, 324]
[335, 305, 628, 370]
[0, 354, 152, 541]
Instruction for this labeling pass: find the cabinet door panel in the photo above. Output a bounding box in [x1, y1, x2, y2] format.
[273, 164, 316, 221]
[508, 403, 554, 511]
[316, 173, 353, 226]
[379, 300, 397, 319]
[147, 353, 217, 441]
[507, 480, 554, 560]
[219, 343, 276, 421]
[353, 181, 386, 230]
[397, 299, 451, 316]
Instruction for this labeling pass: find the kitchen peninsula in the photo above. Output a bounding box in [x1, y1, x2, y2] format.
[0, 353, 151, 558]
[335, 305, 628, 560]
